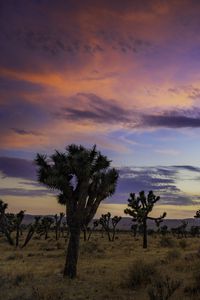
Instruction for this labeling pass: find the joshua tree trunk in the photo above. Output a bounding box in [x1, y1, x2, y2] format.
[112, 226, 116, 241]
[82, 226, 87, 241]
[143, 219, 147, 249]
[4, 228, 14, 246]
[64, 226, 81, 278]
[16, 225, 20, 247]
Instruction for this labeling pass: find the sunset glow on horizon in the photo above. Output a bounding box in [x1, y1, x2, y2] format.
[1, 0, 200, 218]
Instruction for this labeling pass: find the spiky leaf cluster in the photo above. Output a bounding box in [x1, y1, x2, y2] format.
[35, 145, 118, 228]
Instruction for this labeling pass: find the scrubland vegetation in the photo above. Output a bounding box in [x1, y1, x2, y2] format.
[0, 231, 200, 300]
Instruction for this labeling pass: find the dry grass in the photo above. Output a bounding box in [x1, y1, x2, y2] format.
[0, 232, 200, 299]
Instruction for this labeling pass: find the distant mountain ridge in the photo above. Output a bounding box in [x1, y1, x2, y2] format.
[22, 215, 200, 230]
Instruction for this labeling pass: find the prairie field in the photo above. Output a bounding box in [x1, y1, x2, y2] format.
[0, 232, 200, 300]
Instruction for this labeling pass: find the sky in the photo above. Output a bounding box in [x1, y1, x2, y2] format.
[1, 0, 200, 218]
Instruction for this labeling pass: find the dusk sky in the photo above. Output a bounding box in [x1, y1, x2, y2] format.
[1, 0, 200, 218]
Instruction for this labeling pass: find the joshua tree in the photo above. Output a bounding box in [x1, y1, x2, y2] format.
[0, 200, 14, 245]
[124, 191, 166, 248]
[87, 220, 99, 241]
[21, 217, 40, 248]
[54, 213, 65, 240]
[160, 225, 168, 236]
[131, 223, 138, 237]
[35, 144, 118, 278]
[15, 210, 25, 247]
[99, 213, 121, 241]
[171, 221, 188, 238]
[37, 216, 54, 240]
[155, 218, 163, 233]
[194, 210, 200, 219]
[99, 212, 112, 241]
[111, 215, 122, 241]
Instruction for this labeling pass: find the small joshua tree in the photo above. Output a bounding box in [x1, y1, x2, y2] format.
[99, 212, 112, 241]
[87, 220, 99, 241]
[21, 217, 41, 248]
[194, 210, 200, 219]
[54, 213, 65, 240]
[99, 212, 121, 241]
[111, 215, 122, 241]
[37, 216, 54, 240]
[0, 200, 14, 245]
[194, 210, 200, 229]
[124, 191, 166, 248]
[15, 210, 25, 247]
[131, 223, 138, 237]
[155, 218, 163, 234]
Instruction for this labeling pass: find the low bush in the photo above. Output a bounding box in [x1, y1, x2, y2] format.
[166, 249, 181, 261]
[179, 239, 187, 249]
[148, 276, 181, 300]
[126, 259, 158, 289]
[159, 236, 175, 248]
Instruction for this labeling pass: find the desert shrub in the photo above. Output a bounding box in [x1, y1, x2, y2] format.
[0, 275, 8, 288]
[27, 252, 35, 257]
[184, 263, 200, 296]
[179, 239, 187, 249]
[159, 236, 175, 248]
[14, 274, 26, 286]
[13, 272, 34, 286]
[126, 260, 158, 289]
[193, 268, 200, 287]
[31, 287, 64, 300]
[166, 249, 181, 261]
[148, 276, 181, 300]
[80, 241, 104, 256]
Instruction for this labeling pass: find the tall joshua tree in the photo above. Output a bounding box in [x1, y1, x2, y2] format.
[35, 144, 118, 278]
[124, 191, 166, 248]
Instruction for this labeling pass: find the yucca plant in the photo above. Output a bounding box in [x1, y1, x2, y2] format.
[35, 144, 118, 278]
[124, 191, 166, 248]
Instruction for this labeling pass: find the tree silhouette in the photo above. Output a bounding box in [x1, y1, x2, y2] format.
[21, 217, 41, 248]
[124, 191, 166, 248]
[99, 212, 121, 241]
[37, 216, 54, 240]
[194, 210, 200, 219]
[87, 220, 99, 241]
[0, 200, 14, 245]
[14, 210, 25, 247]
[54, 213, 65, 240]
[35, 144, 118, 278]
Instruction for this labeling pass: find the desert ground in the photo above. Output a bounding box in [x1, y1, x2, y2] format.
[0, 231, 200, 300]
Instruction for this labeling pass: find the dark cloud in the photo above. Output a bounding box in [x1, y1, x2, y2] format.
[141, 114, 200, 128]
[0, 157, 36, 180]
[58, 93, 200, 129]
[117, 166, 179, 194]
[11, 128, 41, 136]
[107, 166, 197, 206]
[172, 165, 200, 172]
[159, 193, 196, 206]
[58, 93, 131, 124]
